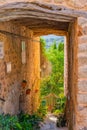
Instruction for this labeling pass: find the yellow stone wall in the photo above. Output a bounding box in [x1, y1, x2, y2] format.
[0, 21, 40, 115]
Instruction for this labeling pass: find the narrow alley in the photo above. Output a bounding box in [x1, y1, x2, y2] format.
[0, 1, 87, 130]
[40, 114, 68, 130]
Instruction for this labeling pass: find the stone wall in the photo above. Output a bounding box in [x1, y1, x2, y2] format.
[76, 17, 87, 130]
[0, 0, 87, 10]
[24, 37, 40, 114]
[0, 22, 26, 115]
[0, 22, 40, 115]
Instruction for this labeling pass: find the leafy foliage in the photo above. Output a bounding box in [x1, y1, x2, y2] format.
[0, 114, 21, 130]
[40, 37, 46, 56]
[40, 37, 66, 116]
[40, 41, 64, 97]
[37, 104, 47, 118]
[0, 113, 42, 130]
[53, 96, 66, 114]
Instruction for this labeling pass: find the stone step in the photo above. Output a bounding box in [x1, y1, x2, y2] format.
[78, 65, 87, 78]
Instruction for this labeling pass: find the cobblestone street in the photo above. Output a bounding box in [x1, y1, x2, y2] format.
[40, 114, 68, 130]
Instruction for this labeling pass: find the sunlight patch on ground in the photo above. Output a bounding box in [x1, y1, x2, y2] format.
[49, 116, 57, 123]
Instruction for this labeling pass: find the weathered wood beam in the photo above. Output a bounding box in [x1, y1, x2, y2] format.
[0, 15, 73, 22]
[13, 18, 69, 26]
[33, 29, 67, 36]
[0, 2, 75, 22]
[0, 29, 42, 42]
[27, 24, 68, 31]
[0, 10, 74, 22]
[13, 19, 69, 31]
[0, 2, 87, 21]
[0, 29, 29, 39]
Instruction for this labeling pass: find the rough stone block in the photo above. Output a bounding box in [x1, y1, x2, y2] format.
[82, 25, 87, 35]
[78, 17, 87, 26]
[78, 105, 87, 119]
[78, 54, 87, 67]
[78, 35, 87, 44]
[54, 0, 64, 4]
[78, 80, 87, 92]
[77, 126, 87, 130]
[77, 93, 87, 104]
[78, 65, 87, 78]
[78, 43, 87, 53]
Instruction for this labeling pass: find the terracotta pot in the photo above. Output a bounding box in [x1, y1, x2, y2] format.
[35, 89, 38, 93]
[26, 89, 31, 95]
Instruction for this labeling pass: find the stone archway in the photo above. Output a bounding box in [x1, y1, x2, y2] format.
[0, 1, 87, 130]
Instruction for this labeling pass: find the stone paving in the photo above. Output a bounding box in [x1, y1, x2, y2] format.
[40, 114, 68, 130]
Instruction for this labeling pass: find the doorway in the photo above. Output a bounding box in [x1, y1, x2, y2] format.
[0, 2, 78, 130]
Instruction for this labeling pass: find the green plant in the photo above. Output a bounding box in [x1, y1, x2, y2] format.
[0, 114, 22, 130]
[53, 109, 63, 115]
[18, 113, 42, 130]
[40, 42, 64, 97]
[0, 113, 42, 130]
[54, 96, 66, 110]
[37, 105, 47, 118]
[40, 37, 46, 56]
[56, 113, 66, 127]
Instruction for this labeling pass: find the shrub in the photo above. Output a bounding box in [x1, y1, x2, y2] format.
[0, 113, 42, 130]
[0, 114, 22, 130]
[37, 105, 47, 118]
